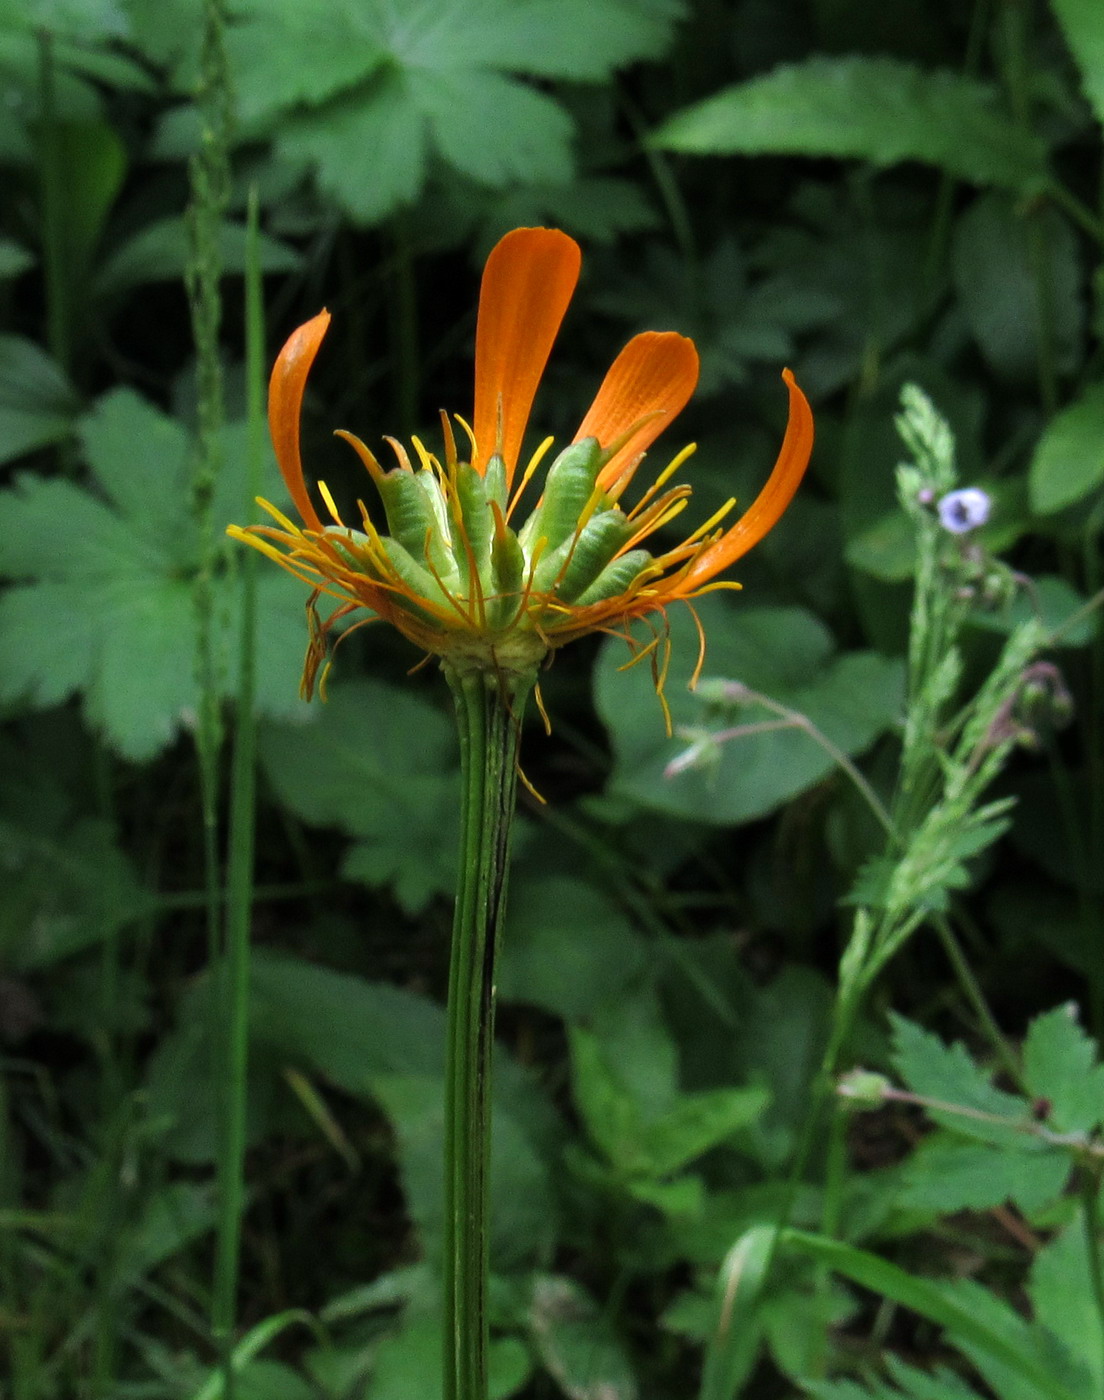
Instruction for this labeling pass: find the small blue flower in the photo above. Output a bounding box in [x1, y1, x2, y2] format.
[937, 487, 991, 534]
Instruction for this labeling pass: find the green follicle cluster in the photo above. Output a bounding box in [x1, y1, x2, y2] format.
[326, 431, 654, 659]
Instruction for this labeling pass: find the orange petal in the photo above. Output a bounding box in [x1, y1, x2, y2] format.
[574, 332, 700, 492]
[269, 309, 331, 532]
[472, 228, 581, 482]
[679, 369, 813, 589]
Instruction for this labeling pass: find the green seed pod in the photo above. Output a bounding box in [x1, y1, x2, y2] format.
[551, 511, 636, 603]
[322, 524, 373, 570]
[380, 536, 454, 622]
[518, 437, 603, 556]
[455, 463, 494, 588]
[573, 548, 652, 607]
[374, 470, 444, 566]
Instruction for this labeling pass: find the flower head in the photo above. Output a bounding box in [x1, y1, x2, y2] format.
[937, 487, 991, 535]
[229, 228, 813, 694]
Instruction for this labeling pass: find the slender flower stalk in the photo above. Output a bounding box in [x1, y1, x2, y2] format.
[229, 227, 813, 1400]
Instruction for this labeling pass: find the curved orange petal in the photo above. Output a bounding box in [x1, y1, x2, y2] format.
[679, 369, 813, 590]
[574, 332, 700, 492]
[472, 228, 581, 481]
[269, 309, 331, 532]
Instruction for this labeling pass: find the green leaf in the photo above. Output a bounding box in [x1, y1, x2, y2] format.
[0, 388, 309, 758]
[1050, 0, 1104, 129]
[498, 874, 647, 1021]
[781, 1231, 1083, 1400]
[1029, 381, 1104, 514]
[889, 1015, 1030, 1143]
[653, 58, 1048, 191]
[277, 75, 428, 226]
[528, 1274, 639, 1400]
[594, 596, 903, 826]
[952, 193, 1082, 384]
[93, 216, 301, 300]
[257, 680, 458, 913]
[231, 0, 679, 223]
[1023, 1002, 1104, 1134]
[1030, 1221, 1104, 1394]
[408, 67, 572, 186]
[897, 1134, 1069, 1216]
[0, 336, 80, 464]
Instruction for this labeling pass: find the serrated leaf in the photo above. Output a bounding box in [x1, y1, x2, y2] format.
[0, 336, 80, 464]
[654, 57, 1048, 191]
[277, 76, 427, 226]
[1050, 0, 1104, 129]
[898, 1134, 1069, 1216]
[0, 389, 309, 758]
[257, 680, 458, 913]
[595, 596, 903, 825]
[890, 1015, 1029, 1143]
[1023, 1003, 1104, 1134]
[1029, 381, 1104, 514]
[408, 67, 572, 186]
[233, 0, 679, 223]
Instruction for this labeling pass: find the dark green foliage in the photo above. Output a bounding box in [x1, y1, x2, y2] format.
[3, 0, 1104, 1396]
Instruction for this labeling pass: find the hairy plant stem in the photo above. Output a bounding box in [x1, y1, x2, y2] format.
[442, 666, 532, 1400]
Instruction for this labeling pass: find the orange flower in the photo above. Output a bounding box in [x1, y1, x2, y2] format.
[228, 228, 813, 695]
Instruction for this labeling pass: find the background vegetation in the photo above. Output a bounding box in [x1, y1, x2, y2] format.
[2, 0, 1104, 1396]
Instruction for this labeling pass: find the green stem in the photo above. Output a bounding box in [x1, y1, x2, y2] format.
[442, 666, 532, 1400]
[211, 186, 264, 1381]
[36, 30, 70, 378]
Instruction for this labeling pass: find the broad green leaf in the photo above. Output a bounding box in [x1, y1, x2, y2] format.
[277, 76, 428, 227]
[1050, 0, 1104, 128]
[498, 874, 647, 1021]
[1023, 1002, 1104, 1134]
[1029, 381, 1104, 514]
[654, 58, 1048, 192]
[408, 67, 572, 186]
[488, 177, 658, 244]
[257, 680, 458, 913]
[594, 596, 903, 825]
[890, 1015, 1030, 1143]
[952, 193, 1082, 385]
[898, 1134, 1069, 1216]
[0, 335, 80, 464]
[528, 1274, 639, 1400]
[93, 216, 301, 300]
[0, 388, 309, 758]
[115, 1182, 217, 1282]
[229, 0, 680, 223]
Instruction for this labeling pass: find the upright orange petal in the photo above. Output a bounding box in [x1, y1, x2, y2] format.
[472, 228, 581, 482]
[574, 332, 700, 492]
[269, 309, 331, 533]
[679, 369, 813, 590]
